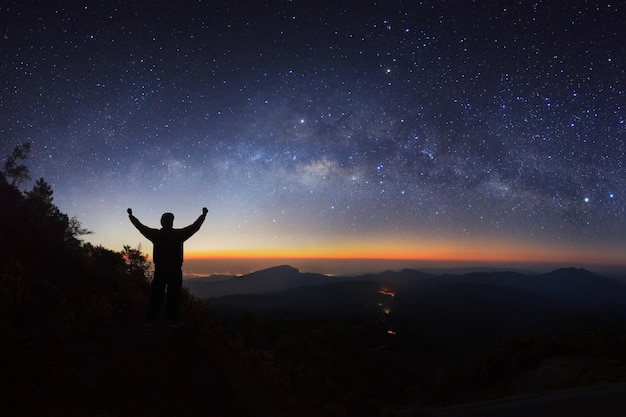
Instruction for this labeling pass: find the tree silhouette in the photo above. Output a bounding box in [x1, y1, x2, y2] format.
[26, 177, 55, 213]
[122, 244, 152, 281]
[2, 142, 31, 187]
[0, 144, 90, 275]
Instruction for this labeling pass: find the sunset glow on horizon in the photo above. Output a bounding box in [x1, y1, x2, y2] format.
[182, 240, 606, 264]
[177, 233, 626, 276]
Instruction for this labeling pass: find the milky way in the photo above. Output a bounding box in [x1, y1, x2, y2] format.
[2, 1, 625, 272]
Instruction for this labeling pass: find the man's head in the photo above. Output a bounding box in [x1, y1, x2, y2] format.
[161, 212, 174, 229]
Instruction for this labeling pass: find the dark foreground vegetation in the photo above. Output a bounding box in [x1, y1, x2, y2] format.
[202, 267, 626, 416]
[0, 144, 294, 417]
[3, 143, 626, 417]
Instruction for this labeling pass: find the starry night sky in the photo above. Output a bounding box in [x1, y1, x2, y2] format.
[2, 1, 625, 274]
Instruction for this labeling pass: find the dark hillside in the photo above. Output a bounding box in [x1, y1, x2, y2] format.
[454, 268, 626, 313]
[208, 280, 383, 318]
[0, 146, 296, 417]
[203, 266, 626, 415]
[392, 282, 561, 348]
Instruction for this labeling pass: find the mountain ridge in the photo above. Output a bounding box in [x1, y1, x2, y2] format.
[186, 265, 625, 308]
[197, 265, 626, 342]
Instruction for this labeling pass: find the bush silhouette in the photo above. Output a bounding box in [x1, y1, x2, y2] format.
[0, 143, 297, 417]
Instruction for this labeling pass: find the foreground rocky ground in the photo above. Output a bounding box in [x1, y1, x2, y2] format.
[426, 382, 626, 417]
[1, 313, 294, 417]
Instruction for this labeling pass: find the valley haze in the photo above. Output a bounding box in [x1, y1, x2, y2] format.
[181, 257, 626, 281]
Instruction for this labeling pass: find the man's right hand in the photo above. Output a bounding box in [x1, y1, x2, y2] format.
[202, 207, 208, 215]
[127, 208, 133, 215]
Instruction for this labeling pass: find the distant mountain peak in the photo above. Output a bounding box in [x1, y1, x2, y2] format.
[244, 265, 300, 278]
[243, 265, 304, 283]
[253, 265, 300, 275]
[545, 267, 595, 278]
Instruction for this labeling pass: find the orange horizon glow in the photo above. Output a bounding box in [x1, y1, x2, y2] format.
[182, 236, 626, 270]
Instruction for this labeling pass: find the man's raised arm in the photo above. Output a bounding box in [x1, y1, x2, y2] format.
[180, 207, 207, 240]
[127, 208, 158, 240]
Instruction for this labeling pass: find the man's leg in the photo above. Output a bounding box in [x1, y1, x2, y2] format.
[166, 267, 183, 324]
[145, 268, 166, 324]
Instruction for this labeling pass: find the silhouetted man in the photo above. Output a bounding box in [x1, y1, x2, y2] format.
[127, 207, 207, 326]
